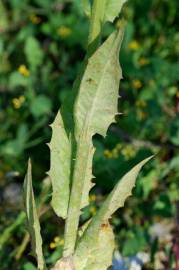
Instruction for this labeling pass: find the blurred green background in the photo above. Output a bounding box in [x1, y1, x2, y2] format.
[0, 0, 179, 269]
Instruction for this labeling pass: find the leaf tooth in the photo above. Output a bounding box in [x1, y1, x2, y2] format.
[46, 142, 50, 147]
[115, 112, 123, 117]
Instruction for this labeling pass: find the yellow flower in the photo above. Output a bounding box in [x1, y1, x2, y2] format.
[49, 242, 56, 249]
[54, 236, 60, 243]
[90, 206, 97, 216]
[18, 65, 30, 77]
[104, 149, 113, 159]
[12, 98, 21, 109]
[12, 95, 25, 109]
[89, 194, 96, 202]
[30, 15, 42, 24]
[133, 79, 142, 89]
[121, 145, 136, 160]
[128, 40, 140, 50]
[138, 57, 150, 66]
[176, 91, 179, 98]
[57, 26, 72, 38]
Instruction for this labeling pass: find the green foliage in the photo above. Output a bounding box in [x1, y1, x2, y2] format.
[22, 1, 153, 269]
[0, 0, 178, 269]
[104, 0, 127, 23]
[25, 36, 44, 70]
[74, 157, 151, 270]
[49, 111, 71, 219]
[79, 221, 115, 270]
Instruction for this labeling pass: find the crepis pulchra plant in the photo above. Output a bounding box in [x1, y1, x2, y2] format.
[23, 1, 153, 269]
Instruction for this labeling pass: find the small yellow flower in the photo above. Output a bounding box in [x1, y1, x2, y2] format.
[12, 96, 25, 109]
[89, 194, 96, 202]
[18, 65, 30, 77]
[104, 150, 113, 159]
[49, 242, 56, 249]
[57, 26, 72, 38]
[138, 57, 150, 66]
[54, 236, 60, 243]
[104, 149, 113, 159]
[133, 79, 142, 89]
[30, 14, 42, 24]
[128, 40, 140, 50]
[90, 206, 97, 216]
[176, 91, 179, 98]
[12, 98, 21, 109]
[121, 145, 136, 160]
[59, 239, 64, 246]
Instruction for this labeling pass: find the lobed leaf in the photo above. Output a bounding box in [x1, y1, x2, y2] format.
[23, 160, 46, 270]
[74, 157, 153, 269]
[74, 29, 123, 138]
[72, 29, 123, 210]
[64, 30, 124, 256]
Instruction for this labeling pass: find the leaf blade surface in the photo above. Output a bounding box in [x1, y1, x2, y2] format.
[24, 160, 46, 270]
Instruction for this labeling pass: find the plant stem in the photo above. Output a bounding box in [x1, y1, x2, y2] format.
[15, 232, 30, 261]
[63, 138, 92, 256]
[87, 0, 107, 55]
[63, 0, 107, 257]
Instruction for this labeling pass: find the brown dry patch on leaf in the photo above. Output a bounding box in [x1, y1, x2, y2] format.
[100, 223, 111, 230]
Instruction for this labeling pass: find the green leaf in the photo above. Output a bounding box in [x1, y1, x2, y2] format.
[74, 157, 153, 269]
[48, 111, 71, 219]
[30, 95, 52, 117]
[74, 30, 123, 138]
[104, 0, 127, 23]
[9, 71, 29, 88]
[23, 160, 46, 270]
[23, 262, 37, 270]
[25, 36, 44, 70]
[63, 29, 124, 255]
[0, 212, 25, 250]
[122, 227, 147, 256]
[139, 169, 158, 199]
[75, 29, 123, 205]
[84, 222, 115, 270]
[0, 0, 9, 31]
